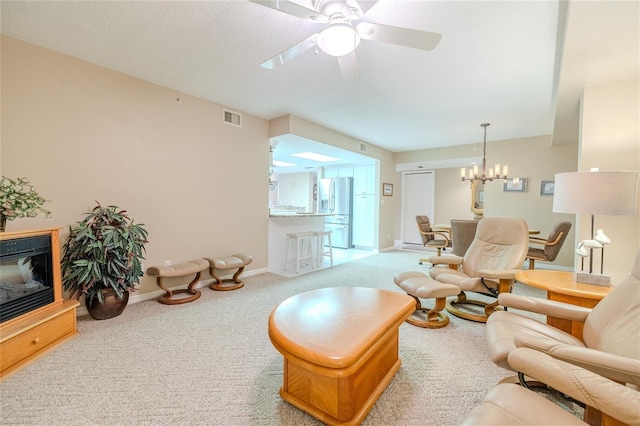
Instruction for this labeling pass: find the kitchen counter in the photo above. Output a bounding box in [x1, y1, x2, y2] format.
[268, 214, 332, 274]
[269, 212, 334, 218]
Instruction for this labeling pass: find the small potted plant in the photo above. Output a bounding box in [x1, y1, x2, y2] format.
[0, 176, 52, 232]
[61, 203, 148, 320]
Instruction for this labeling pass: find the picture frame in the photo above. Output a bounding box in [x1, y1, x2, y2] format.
[382, 183, 393, 196]
[540, 180, 555, 196]
[503, 177, 527, 193]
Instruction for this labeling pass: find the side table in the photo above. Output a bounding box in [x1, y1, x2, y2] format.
[514, 270, 611, 340]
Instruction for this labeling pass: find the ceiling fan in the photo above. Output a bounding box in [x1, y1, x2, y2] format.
[249, 0, 442, 72]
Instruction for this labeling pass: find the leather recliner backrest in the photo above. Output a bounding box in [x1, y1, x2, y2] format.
[462, 217, 529, 278]
[543, 221, 572, 261]
[416, 215, 434, 244]
[450, 219, 480, 257]
[583, 249, 640, 362]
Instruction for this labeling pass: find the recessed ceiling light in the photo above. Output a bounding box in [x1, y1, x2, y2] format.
[292, 152, 339, 162]
[273, 160, 295, 167]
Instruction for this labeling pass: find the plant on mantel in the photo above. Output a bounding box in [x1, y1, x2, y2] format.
[0, 176, 52, 232]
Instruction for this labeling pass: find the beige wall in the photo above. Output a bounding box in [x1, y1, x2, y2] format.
[394, 135, 579, 268]
[579, 78, 640, 285]
[1, 36, 269, 298]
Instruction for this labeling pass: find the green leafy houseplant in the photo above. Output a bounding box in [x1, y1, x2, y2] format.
[0, 176, 52, 231]
[61, 203, 148, 310]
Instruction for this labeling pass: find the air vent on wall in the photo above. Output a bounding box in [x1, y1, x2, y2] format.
[359, 142, 368, 153]
[223, 109, 242, 127]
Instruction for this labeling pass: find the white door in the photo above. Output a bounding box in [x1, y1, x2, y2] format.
[402, 171, 435, 245]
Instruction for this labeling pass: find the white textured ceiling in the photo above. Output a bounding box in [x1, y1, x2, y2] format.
[1, 0, 638, 165]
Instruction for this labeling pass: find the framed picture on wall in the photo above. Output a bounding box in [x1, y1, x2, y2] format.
[382, 183, 393, 196]
[503, 177, 528, 192]
[540, 180, 555, 196]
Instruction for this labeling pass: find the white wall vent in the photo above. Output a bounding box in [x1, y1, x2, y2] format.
[223, 109, 242, 127]
[359, 142, 368, 153]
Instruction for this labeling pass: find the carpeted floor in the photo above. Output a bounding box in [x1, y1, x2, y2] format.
[0, 250, 582, 425]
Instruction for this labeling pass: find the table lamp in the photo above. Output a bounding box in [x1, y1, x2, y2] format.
[553, 170, 639, 286]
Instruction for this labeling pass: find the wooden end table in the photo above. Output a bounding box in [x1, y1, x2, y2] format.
[268, 287, 415, 425]
[514, 270, 611, 339]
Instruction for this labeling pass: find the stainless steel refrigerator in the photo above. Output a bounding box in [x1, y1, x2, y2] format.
[317, 177, 353, 249]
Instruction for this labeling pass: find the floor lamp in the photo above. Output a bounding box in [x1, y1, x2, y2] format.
[552, 170, 639, 286]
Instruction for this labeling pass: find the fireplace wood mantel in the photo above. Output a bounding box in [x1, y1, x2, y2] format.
[0, 228, 79, 379]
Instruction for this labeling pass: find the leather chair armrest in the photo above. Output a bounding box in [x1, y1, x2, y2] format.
[513, 333, 640, 386]
[528, 236, 548, 245]
[497, 293, 591, 322]
[478, 269, 519, 280]
[508, 348, 640, 426]
[428, 255, 463, 265]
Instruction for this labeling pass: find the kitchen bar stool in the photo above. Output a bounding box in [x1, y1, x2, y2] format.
[313, 230, 333, 267]
[285, 232, 316, 273]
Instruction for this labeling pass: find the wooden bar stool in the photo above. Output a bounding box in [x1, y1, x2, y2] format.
[313, 230, 333, 267]
[285, 232, 316, 273]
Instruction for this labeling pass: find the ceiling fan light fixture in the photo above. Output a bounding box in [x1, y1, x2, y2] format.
[317, 23, 360, 57]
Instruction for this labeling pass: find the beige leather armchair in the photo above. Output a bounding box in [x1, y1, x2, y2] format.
[486, 249, 640, 388]
[463, 347, 640, 425]
[427, 217, 529, 322]
[486, 250, 640, 424]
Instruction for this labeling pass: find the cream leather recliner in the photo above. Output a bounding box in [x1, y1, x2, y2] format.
[486, 249, 640, 387]
[462, 347, 640, 425]
[427, 216, 529, 322]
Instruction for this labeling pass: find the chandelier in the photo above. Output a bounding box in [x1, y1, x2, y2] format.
[461, 123, 508, 184]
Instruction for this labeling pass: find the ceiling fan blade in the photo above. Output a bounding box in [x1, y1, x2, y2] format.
[248, 0, 328, 22]
[260, 33, 319, 69]
[337, 51, 359, 81]
[356, 22, 442, 51]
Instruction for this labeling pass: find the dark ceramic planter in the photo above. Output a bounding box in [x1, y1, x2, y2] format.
[86, 289, 130, 320]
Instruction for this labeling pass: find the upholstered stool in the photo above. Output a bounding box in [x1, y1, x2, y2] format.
[205, 253, 253, 291]
[313, 230, 333, 267]
[285, 232, 316, 273]
[394, 271, 460, 328]
[147, 259, 209, 305]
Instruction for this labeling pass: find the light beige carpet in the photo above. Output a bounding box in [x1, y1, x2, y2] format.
[0, 250, 581, 425]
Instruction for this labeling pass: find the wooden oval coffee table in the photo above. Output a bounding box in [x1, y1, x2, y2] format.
[268, 287, 415, 425]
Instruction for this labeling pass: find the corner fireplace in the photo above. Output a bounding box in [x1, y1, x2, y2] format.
[0, 234, 55, 323]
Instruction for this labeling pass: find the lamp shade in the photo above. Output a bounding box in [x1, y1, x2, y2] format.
[553, 170, 639, 216]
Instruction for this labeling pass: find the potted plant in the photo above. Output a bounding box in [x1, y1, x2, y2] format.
[0, 176, 52, 232]
[61, 203, 148, 320]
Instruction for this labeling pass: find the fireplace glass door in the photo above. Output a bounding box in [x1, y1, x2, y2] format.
[0, 235, 55, 323]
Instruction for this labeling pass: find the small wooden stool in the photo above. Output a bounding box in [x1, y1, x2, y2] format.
[205, 253, 253, 291]
[146, 259, 209, 305]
